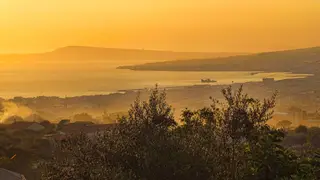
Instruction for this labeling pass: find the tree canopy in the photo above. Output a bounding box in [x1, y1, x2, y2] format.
[42, 86, 320, 180]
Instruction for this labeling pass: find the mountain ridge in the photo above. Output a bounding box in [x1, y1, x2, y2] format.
[0, 46, 246, 62]
[117, 46, 320, 74]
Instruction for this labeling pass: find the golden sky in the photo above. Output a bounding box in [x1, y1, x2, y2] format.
[0, 0, 319, 53]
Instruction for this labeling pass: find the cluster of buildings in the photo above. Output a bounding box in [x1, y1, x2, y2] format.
[0, 120, 116, 146]
[0, 121, 47, 132]
[272, 107, 320, 127]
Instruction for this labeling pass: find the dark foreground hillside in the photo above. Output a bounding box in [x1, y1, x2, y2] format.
[41, 86, 320, 180]
[0, 46, 243, 62]
[1, 86, 320, 179]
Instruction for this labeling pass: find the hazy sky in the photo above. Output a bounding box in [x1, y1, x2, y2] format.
[0, 0, 319, 53]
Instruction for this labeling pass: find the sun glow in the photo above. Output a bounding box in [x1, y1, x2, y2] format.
[0, 0, 319, 53]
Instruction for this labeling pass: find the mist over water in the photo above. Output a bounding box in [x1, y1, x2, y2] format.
[0, 60, 310, 98]
[0, 101, 33, 123]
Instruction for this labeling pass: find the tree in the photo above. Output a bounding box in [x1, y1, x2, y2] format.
[42, 85, 319, 180]
[24, 113, 47, 122]
[42, 86, 177, 180]
[56, 119, 70, 131]
[295, 125, 308, 134]
[0, 101, 5, 122]
[72, 113, 95, 122]
[58, 119, 70, 126]
[101, 110, 121, 124]
[3, 115, 24, 124]
[0, 128, 51, 179]
[124, 85, 176, 128]
[178, 86, 292, 179]
[276, 120, 292, 129]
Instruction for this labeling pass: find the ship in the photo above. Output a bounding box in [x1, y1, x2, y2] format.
[201, 79, 217, 83]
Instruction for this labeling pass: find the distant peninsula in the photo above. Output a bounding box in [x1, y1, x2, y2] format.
[118, 46, 320, 74]
[0, 46, 245, 62]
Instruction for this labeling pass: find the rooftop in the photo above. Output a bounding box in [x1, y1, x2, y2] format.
[60, 123, 116, 134]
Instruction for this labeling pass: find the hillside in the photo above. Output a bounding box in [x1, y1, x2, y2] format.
[118, 47, 320, 74]
[0, 46, 244, 62]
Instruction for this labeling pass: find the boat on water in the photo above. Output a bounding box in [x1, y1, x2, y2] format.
[201, 79, 217, 83]
[250, 72, 259, 75]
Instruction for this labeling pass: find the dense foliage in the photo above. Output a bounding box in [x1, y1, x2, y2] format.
[42, 86, 320, 180]
[0, 128, 52, 179]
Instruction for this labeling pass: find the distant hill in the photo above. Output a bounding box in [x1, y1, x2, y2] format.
[0, 46, 244, 62]
[118, 47, 320, 74]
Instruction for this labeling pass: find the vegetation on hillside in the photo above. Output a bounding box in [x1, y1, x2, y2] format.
[42, 86, 320, 180]
[0, 127, 52, 179]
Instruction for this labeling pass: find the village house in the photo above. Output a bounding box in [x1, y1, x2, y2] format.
[271, 108, 320, 128]
[262, 78, 275, 84]
[9, 121, 45, 132]
[43, 123, 116, 146]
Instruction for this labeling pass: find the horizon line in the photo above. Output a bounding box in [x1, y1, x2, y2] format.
[0, 45, 319, 55]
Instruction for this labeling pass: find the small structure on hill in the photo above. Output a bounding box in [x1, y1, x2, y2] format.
[72, 113, 95, 122]
[276, 120, 292, 129]
[10, 121, 45, 132]
[26, 123, 45, 131]
[57, 119, 70, 126]
[201, 79, 217, 83]
[262, 78, 275, 84]
[24, 114, 47, 122]
[3, 116, 24, 124]
[44, 123, 117, 146]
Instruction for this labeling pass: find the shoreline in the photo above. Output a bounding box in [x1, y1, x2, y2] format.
[2, 75, 311, 100]
[0, 70, 312, 100]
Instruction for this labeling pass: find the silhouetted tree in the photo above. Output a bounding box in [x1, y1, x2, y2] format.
[41, 86, 319, 180]
[276, 120, 292, 130]
[56, 119, 70, 131]
[3, 115, 24, 124]
[295, 125, 308, 134]
[72, 113, 95, 122]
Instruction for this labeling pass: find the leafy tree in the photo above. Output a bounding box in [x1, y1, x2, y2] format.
[42, 86, 176, 180]
[3, 115, 24, 124]
[0, 128, 51, 179]
[276, 120, 292, 130]
[41, 86, 320, 180]
[56, 119, 70, 131]
[295, 125, 308, 134]
[177, 86, 297, 179]
[72, 113, 95, 122]
[0, 101, 5, 122]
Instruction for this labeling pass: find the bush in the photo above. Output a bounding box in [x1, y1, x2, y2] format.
[282, 133, 307, 147]
[295, 125, 308, 134]
[276, 120, 292, 129]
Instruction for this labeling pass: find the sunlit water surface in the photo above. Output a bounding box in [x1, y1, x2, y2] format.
[0, 61, 311, 98]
